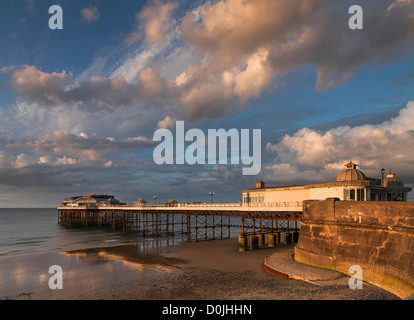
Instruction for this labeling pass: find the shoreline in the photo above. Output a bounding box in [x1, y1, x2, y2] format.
[0, 237, 399, 300]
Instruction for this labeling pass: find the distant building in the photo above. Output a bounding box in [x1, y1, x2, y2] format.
[63, 196, 82, 205]
[165, 199, 178, 207]
[241, 162, 412, 204]
[133, 198, 148, 207]
[63, 194, 121, 207]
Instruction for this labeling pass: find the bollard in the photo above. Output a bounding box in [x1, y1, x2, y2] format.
[268, 234, 276, 247]
[292, 231, 300, 243]
[249, 235, 259, 250]
[257, 233, 264, 247]
[238, 235, 247, 252]
[284, 232, 292, 245]
[274, 232, 280, 244]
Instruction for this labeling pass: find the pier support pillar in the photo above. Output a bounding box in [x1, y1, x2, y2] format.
[285, 232, 292, 245]
[274, 232, 280, 244]
[292, 231, 300, 243]
[257, 233, 265, 247]
[248, 235, 258, 251]
[268, 234, 276, 247]
[238, 235, 247, 252]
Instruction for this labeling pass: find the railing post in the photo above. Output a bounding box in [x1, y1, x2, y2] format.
[228, 217, 230, 239]
[195, 215, 198, 242]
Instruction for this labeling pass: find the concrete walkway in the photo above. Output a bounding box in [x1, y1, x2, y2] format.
[264, 246, 345, 285]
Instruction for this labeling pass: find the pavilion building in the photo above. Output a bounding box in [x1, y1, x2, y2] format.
[241, 162, 411, 205]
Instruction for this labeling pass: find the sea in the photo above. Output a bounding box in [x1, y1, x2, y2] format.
[0, 208, 243, 258]
[0, 208, 172, 258]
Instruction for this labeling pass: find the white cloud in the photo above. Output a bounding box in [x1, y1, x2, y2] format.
[233, 48, 275, 101]
[104, 160, 113, 167]
[126, 0, 178, 45]
[78, 132, 88, 139]
[55, 156, 78, 165]
[14, 153, 32, 168]
[157, 116, 175, 129]
[38, 156, 53, 165]
[265, 102, 414, 183]
[110, 47, 159, 83]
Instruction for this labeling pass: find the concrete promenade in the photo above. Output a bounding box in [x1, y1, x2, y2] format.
[264, 246, 344, 284]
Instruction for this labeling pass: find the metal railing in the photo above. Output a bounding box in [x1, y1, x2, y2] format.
[242, 202, 303, 207]
[127, 202, 303, 208]
[60, 201, 303, 209]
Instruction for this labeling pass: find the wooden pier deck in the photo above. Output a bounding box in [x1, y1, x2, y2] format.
[57, 202, 303, 242]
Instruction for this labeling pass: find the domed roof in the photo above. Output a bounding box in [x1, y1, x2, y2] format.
[336, 162, 367, 182]
[382, 172, 404, 187]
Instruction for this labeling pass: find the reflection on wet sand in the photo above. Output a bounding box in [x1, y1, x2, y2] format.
[61, 238, 189, 272]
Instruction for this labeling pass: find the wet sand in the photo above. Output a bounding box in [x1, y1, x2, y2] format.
[0, 238, 399, 300]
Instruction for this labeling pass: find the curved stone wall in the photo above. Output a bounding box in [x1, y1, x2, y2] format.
[295, 198, 414, 299]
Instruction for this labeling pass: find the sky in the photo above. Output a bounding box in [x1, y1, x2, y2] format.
[0, 0, 414, 207]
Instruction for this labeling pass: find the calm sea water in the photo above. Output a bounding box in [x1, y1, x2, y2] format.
[0, 208, 176, 258]
[0, 208, 244, 258]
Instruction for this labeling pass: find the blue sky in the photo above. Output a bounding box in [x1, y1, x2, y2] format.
[0, 0, 414, 207]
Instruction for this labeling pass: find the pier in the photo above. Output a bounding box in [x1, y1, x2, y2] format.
[57, 202, 303, 245]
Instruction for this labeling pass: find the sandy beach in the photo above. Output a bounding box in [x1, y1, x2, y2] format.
[0, 237, 399, 300]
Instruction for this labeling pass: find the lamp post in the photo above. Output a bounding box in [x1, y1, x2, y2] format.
[153, 194, 157, 205]
[209, 190, 215, 204]
[381, 168, 385, 185]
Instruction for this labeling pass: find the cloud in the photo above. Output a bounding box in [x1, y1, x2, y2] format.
[173, 0, 414, 119]
[110, 45, 167, 83]
[10, 65, 147, 112]
[388, 0, 414, 11]
[172, 0, 319, 120]
[10, 65, 71, 106]
[0, 66, 15, 73]
[265, 101, 414, 184]
[104, 160, 113, 167]
[31, 131, 155, 160]
[209, 165, 243, 186]
[0, 125, 160, 194]
[14, 153, 32, 169]
[0, 130, 155, 170]
[137, 66, 164, 99]
[157, 116, 175, 129]
[0, 151, 14, 169]
[126, 0, 178, 45]
[175, 64, 234, 120]
[180, 0, 320, 70]
[55, 156, 78, 166]
[6, 0, 414, 124]
[81, 5, 101, 24]
[38, 156, 53, 165]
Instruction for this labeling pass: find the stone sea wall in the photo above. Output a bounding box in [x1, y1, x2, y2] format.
[295, 198, 414, 299]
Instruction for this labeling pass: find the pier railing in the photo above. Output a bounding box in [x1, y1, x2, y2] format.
[177, 202, 302, 208]
[128, 201, 303, 208]
[60, 201, 303, 209]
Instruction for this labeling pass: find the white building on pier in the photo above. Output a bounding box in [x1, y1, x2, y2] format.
[241, 162, 411, 205]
